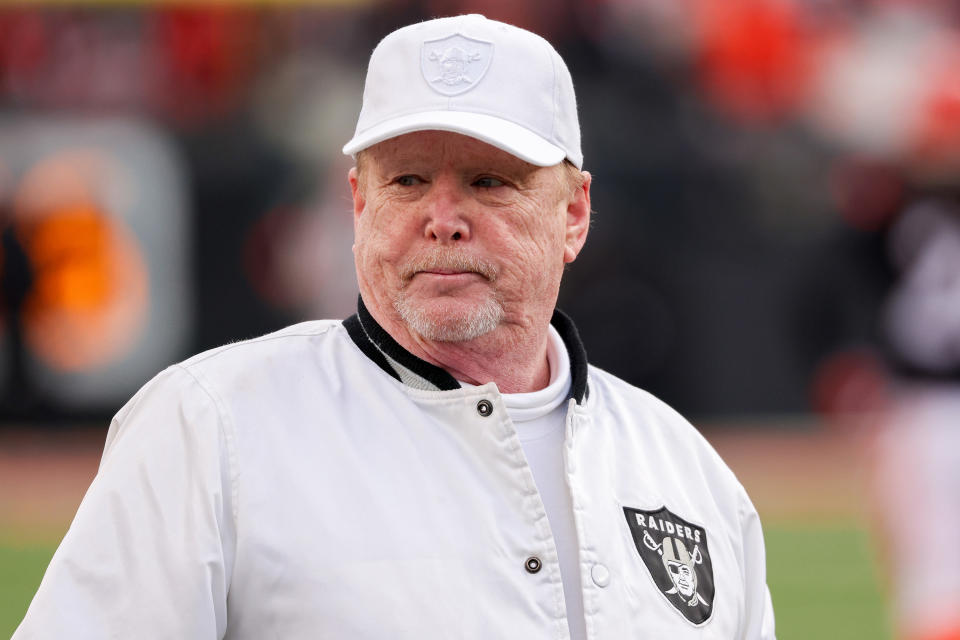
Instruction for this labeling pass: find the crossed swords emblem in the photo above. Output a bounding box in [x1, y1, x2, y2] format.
[427, 47, 482, 86]
[643, 530, 712, 608]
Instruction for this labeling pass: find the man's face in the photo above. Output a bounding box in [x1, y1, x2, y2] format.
[350, 131, 589, 343]
[667, 560, 696, 597]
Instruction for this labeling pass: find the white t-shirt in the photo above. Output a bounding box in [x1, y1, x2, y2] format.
[461, 326, 585, 640]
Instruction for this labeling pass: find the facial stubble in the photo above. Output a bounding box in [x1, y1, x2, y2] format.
[393, 249, 504, 343]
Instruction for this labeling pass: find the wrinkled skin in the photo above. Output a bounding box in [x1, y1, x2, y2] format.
[350, 131, 591, 393]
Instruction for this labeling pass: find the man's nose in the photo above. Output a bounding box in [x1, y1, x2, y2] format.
[423, 181, 471, 243]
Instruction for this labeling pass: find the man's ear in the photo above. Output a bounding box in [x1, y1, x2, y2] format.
[349, 166, 364, 229]
[563, 170, 591, 264]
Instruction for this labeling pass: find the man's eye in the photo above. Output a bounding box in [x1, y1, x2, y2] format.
[395, 175, 420, 186]
[474, 176, 505, 188]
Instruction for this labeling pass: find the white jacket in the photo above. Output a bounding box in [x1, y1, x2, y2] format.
[15, 302, 775, 639]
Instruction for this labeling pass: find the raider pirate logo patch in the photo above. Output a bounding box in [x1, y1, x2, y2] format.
[420, 34, 493, 96]
[624, 506, 715, 625]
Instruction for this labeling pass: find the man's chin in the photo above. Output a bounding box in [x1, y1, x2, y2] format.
[394, 295, 503, 343]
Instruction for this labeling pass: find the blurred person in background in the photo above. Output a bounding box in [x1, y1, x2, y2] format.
[874, 197, 960, 640]
[14, 14, 774, 639]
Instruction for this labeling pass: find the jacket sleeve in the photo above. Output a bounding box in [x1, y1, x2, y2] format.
[739, 490, 776, 639]
[13, 365, 237, 640]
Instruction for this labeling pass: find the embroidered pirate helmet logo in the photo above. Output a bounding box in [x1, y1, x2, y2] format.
[655, 535, 711, 608]
[420, 34, 493, 96]
[624, 506, 716, 625]
[429, 46, 481, 86]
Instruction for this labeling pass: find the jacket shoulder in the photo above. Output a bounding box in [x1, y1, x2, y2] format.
[111, 320, 348, 423]
[586, 365, 746, 491]
[171, 320, 356, 399]
[180, 320, 343, 368]
[587, 364, 694, 430]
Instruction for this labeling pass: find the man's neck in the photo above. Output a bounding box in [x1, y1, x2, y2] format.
[412, 326, 551, 394]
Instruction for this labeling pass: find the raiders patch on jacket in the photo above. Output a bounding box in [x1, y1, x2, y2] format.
[623, 506, 715, 625]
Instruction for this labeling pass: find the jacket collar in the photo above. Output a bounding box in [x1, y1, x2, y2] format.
[344, 296, 589, 404]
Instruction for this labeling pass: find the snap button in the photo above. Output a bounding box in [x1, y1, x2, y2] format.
[591, 563, 610, 587]
[476, 399, 493, 417]
[524, 556, 542, 574]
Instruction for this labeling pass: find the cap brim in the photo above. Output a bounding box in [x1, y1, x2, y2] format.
[342, 111, 567, 167]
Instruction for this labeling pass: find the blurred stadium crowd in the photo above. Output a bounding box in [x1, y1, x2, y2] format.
[0, 0, 957, 422]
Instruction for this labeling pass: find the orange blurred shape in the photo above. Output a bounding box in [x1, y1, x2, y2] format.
[13, 151, 149, 373]
[23, 205, 112, 312]
[694, 0, 815, 123]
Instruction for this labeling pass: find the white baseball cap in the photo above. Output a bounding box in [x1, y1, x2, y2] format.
[342, 14, 583, 169]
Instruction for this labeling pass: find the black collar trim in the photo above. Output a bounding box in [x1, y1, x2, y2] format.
[551, 307, 590, 403]
[344, 296, 589, 403]
[346, 297, 461, 391]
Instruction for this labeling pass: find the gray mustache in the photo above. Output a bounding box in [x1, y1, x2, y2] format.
[401, 251, 498, 282]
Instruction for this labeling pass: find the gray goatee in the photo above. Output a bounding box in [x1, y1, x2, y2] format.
[394, 250, 503, 343]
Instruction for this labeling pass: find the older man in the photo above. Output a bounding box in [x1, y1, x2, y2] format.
[15, 14, 774, 640]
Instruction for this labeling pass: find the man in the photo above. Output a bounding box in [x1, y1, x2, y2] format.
[15, 14, 775, 639]
[873, 198, 960, 640]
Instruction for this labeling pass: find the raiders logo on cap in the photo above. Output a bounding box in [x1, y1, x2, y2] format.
[623, 506, 715, 625]
[420, 33, 494, 96]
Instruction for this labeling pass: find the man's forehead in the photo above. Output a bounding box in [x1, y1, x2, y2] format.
[366, 131, 542, 173]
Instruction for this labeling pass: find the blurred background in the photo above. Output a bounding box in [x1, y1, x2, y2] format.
[3, 0, 960, 638]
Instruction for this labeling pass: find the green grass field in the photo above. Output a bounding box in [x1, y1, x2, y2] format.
[1, 522, 891, 638]
[2, 541, 58, 638]
[765, 523, 891, 639]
